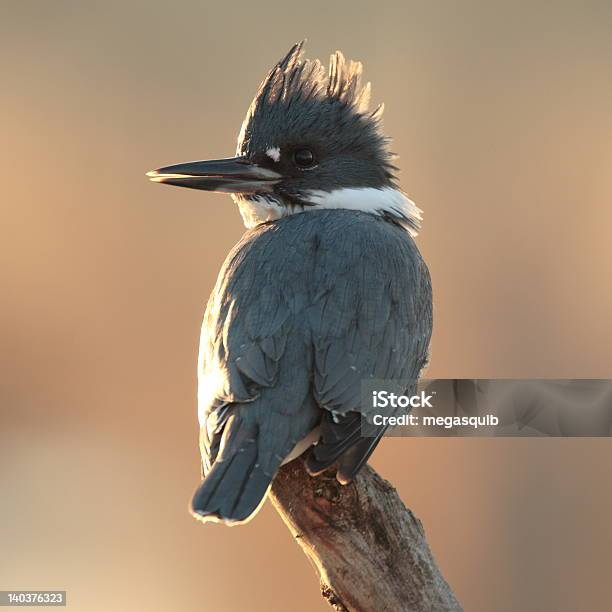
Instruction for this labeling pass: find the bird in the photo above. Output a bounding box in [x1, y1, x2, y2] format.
[147, 41, 433, 525]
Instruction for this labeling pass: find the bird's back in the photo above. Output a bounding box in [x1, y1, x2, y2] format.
[193, 210, 432, 523]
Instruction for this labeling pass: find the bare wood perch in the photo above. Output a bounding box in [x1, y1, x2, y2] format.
[270, 459, 462, 612]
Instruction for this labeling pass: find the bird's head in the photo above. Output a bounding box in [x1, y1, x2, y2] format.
[148, 41, 421, 235]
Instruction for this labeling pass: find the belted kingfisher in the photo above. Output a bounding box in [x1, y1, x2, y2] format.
[147, 42, 432, 525]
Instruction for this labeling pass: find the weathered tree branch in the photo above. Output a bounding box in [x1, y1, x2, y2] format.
[270, 458, 462, 612]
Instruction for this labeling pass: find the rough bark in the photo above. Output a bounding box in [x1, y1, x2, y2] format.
[270, 458, 462, 612]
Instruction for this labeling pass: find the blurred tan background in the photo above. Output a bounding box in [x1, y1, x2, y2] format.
[2, 1, 612, 610]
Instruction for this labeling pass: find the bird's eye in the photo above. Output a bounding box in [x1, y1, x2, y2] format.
[293, 148, 316, 168]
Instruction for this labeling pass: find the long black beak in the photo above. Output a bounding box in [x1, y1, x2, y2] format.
[146, 156, 282, 193]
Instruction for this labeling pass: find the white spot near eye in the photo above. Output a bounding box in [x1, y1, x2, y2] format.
[266, 147, 281, 162]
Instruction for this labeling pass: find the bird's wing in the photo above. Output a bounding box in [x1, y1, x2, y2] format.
[198, 220, 319, 476]
[304, 212, 433, 482]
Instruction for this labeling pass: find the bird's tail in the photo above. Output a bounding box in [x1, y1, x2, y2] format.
[190, 415, 274, 525]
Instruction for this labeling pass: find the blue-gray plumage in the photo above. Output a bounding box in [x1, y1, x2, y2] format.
[147, 42, 433, 524]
